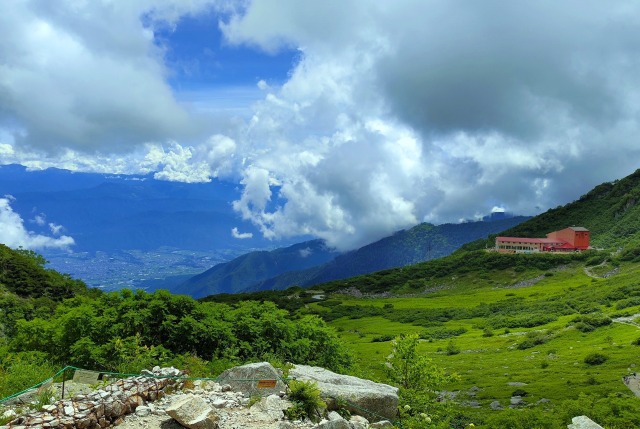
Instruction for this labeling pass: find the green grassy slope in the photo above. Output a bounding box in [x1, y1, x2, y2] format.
[310, 254, 640, 427]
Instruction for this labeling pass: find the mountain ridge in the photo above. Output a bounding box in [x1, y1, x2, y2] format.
[177, 216, 529, 298]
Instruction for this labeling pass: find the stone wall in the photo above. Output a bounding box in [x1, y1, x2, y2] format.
[1, 367, 182, 429]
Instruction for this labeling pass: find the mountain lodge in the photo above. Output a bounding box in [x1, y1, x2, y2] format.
[495, 226, 590, 253]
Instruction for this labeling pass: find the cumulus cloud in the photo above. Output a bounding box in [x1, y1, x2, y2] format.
[231, 227, 253, 239]
[0, 0, 219, 153]
[4, 1, 640, 251]
[0, 197, 75, 250]
[219, 0, 640, 249]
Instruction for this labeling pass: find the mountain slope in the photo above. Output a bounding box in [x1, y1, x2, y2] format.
[252, 216, 530, 291]
[173, 240, 340, 297]
[0, 244, 90, 300]
[178, 216, 529, 298]
[461, 168, 640, 252]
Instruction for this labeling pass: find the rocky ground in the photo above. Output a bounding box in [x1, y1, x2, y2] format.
[1, 363, 397, 429]
[114, 382, 318, 429]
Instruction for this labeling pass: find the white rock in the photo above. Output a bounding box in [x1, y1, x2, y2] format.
[328, 411, 343, 421]
[567, 416, 605, 429]
[211, 398, 227, 409]
[217, 362, 285, 396]
[289, 364, 399, 421]
[166, 394, 219, 429]
[370, 421, 395, 429]
[350, 415, 370, 429]
[135, 406, 151, 417]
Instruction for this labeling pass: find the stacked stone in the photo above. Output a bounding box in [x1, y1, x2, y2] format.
[0, 367, 182, 429]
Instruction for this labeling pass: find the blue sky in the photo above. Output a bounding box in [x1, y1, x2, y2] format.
[155, 9, 297, 90]
[2, 1, 640, 251]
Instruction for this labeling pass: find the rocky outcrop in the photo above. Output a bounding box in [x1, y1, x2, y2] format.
[289, 364, 399, 421]
[567, 416, 604, 429]
[166, 394, 219, 429]
[217, 362, 286, 397]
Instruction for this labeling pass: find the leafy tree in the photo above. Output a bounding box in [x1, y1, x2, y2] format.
[386, 334, 459, 428]
[386, 333, 449, 392]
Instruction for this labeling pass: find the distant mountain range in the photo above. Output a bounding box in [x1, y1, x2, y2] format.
[0, 164, 273, 252]
[172, 239, 340, 297]
[174, 215, 529, 298]
[0, 164, 292, 288]
[0, 164, 531, 294]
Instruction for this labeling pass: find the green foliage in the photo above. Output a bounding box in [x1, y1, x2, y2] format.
[445, 340, 461, 355]
[371, 335, 394, 343]
[584, 352, 608, 366]
[333, 397, 351, 420]
[511, 389, 528, 397]
[570, 314, 612, 333]
[6, 289, 351, 374]
[615, 297, 640, 309]
[0, 245, 90, 300]
[31, 387, 56, 411]
[421, 327, 467, 341]
[483, 407, 557, 429]
[284, 380, 326, 422]
[0, 352, 57, 399]
[559, 393, 640, 428]
[517, 330, 553, 350]
[317, 250, 582, 295]
[386, 334, 453, 394]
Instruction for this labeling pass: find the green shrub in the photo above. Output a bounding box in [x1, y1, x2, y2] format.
[446, 340, 461, 355]
[511, 389, 528, 397]
[371, 335, 394, 343]
[285, 380, 326, 422]
[616, 297, 640, 310]
[570, 314, 611, 333]
[517, 330, 552, 350]
[584, 353, 608, 366]
[421, 327, 467, 341]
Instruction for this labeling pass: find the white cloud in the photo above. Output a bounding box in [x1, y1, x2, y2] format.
[231, 227, 253, 239]
[32, 214, 46, 226]
[49, 223, 64, 235]
[218, 1, 640, 249]
[0, 197, 75, 250]
[0, 0, 220, 153]
[299, 247, 312, 258]
[3, 1, 640, 251]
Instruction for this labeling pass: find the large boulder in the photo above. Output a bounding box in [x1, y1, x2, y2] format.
[166, 394, 219, 429]
[249, 394, 288, 421]
[288, 364, 398, 421]
[217, 362, 286, 396]
[567, 416, 604, 429]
